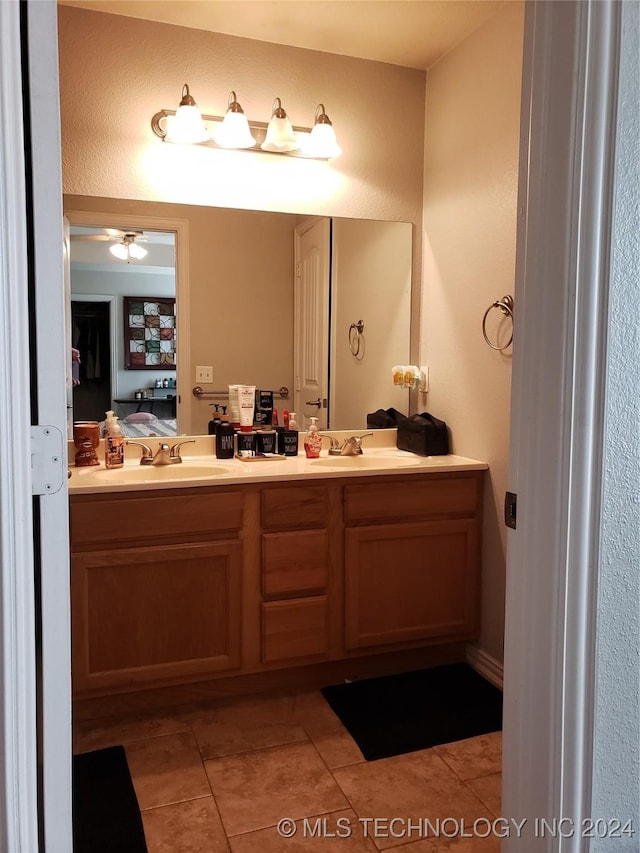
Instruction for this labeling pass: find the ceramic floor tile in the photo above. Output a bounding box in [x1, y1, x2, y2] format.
[184, 693, 308, 759]
[465, 773, 502, 817]
[142, 797, 230, 853]
[332, 749, 493, 850]
[399, 834, 501, 852]
[229, 809, 379, 852]
[125, 731, 211, 810]
[73, 709, 190, 754]
[292, 691, 365, 769]
[434, 732, 502, 781]
[204, 740, 349, 836]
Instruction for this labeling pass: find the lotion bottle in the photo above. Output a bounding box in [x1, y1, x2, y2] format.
[304, 416, 322, 458]
[104, 410, 125, 469]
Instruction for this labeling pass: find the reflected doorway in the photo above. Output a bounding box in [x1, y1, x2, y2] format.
[71, 299, 112, 421]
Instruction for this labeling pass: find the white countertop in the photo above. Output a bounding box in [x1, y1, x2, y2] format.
[68, 430, 488, 495]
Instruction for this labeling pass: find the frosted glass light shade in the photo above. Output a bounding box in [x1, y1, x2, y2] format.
[166, 105, 208, 143]
[305, 122, 342, 159]
[215, 111, 256, 149]
[109, 242, 129, 260]
[165, 85, 207, 144]
[261, 99, 298, 152]
[127, 241, 148, 260]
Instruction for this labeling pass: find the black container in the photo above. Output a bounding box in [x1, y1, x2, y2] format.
[208, 416, 221, 436]
[281, 429, 299, 457]
[215, 422, 235, 459]
[256, 430, 277, 454]
[396, 412, 449, 456]
[237, 431, 257, 455]
[275, 427, 286, 454]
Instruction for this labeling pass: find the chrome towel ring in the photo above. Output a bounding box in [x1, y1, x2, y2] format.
[482, 295, 514, 351]
[348, 320, 365, 357]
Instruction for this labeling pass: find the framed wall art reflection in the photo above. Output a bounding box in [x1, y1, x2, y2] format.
[123, 296, 176, 370]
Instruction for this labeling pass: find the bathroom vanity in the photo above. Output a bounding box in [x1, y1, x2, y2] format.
[69, 436, 486, 702]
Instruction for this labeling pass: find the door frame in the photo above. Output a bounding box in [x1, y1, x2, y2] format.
[502, 1, 622, 847]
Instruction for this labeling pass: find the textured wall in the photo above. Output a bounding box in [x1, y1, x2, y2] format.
[591, 2, 640, 843]
[57, 7, 425, 225]
[420, 2, 524, 664]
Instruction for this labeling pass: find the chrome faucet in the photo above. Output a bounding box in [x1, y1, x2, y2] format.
[126, 439, 195, 465]
[319, 432, 373, 456]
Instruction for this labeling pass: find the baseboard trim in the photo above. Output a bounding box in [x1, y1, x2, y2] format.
[466, 644, 504, 690]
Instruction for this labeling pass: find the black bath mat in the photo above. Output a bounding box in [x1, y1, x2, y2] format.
[321, 662, 502, 761]
[73, 745, 147, 853]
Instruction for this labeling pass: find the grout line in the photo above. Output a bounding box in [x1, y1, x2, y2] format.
[140, 793, 212, 814]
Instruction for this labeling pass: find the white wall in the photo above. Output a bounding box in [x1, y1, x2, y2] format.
[420, 2, 524, 665]
[590, 2, 640, 843]
[71, 267, 175, 400]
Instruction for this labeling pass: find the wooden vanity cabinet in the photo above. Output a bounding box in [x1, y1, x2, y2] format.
[70, 489, 244, 694]
[69, 470, 483, 699]
[343, 474, 482, 651]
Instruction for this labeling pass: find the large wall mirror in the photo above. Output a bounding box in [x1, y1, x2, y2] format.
[66, 198, 412, 436]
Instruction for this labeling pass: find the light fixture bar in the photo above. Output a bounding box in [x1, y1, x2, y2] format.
[151, 109, 337, 160]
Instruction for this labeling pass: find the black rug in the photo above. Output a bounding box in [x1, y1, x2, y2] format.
[73, 745, 147, 853]
[321, 662, 502, 761]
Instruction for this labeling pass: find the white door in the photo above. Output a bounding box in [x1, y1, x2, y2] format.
[293, 219, 330, 429]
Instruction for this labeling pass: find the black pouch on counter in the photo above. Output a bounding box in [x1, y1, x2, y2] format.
[366, 407, 407, 429]
[396, 412, 449, 456]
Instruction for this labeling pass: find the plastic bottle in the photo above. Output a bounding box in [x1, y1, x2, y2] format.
[208, 403, 221, 436]
[215, 421, 235, 459]
[104, 410, 125, 469]
[304, 416, 322, 458]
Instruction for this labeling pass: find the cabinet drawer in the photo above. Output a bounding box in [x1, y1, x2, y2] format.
[70, 490, 244, 548]
[262, 530, 328, 597]
[344, 474, 480, 524]
[261, 485, 327, 530]
[262, 596, 329, 663]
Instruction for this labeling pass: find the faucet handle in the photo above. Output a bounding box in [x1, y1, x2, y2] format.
[126, 440, 153, 459]
[170, 438, 196, 460]
[351, 432, 373, 447]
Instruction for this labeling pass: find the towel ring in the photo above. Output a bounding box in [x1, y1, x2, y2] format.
[348, 320, 364, 357]
[482, 295, 514, 351]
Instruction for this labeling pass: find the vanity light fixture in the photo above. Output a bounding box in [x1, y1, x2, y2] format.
[110, 234, 148, 262]
[151, 84, 342, 159]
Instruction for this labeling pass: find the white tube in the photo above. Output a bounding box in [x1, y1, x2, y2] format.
[237, 385, 256, 432]
[228, 384, 241, 427]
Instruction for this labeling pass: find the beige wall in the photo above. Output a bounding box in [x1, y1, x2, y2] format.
[57, 6, 425, 267]
[421, 2, 524, 664]
[331, 219, 412, 429]
[65, 195, 296, 435]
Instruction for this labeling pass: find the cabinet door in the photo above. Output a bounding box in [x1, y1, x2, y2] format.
[72, 541, 242, 694]
[345, 520, 479, 650]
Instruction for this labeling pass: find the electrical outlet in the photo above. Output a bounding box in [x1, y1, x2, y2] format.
[195, 365, 213, 383]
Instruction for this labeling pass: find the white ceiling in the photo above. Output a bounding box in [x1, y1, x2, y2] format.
[58, 0, 504, 71]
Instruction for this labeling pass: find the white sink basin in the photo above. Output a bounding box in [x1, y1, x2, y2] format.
[73, 463, 229, 482]
[311, 455, 419, 469]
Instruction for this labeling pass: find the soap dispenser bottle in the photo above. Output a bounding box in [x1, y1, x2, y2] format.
[304, 417, 322, 459]
[104, 410, 125, 469]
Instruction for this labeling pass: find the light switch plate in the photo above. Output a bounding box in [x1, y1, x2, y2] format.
[195, 365, 213, 383]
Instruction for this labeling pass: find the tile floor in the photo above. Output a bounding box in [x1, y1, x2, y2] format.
[73, 688, 502, 852]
